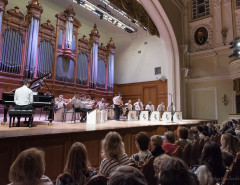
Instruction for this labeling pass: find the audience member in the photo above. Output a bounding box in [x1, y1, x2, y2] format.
[154, 154, 197, 185]
[188, 129, 195, 143]
[8, 148, 53, 185]
[150, 135, 164, 157]
[56, 142, 96, 185]
[162, 131, 178, 154]
[195, 142, 225, 185]
[190, 126, 200, 140]
[221, 133, 237, 156]
[108, 166, 147, 185]
[176, 127, 191, 148]
[197, 125, 208, 139]
[99, 132, 130, 176]
[130, 132, 152, 166]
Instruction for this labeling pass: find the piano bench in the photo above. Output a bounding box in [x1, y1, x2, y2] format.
[9, 109, 35, 128]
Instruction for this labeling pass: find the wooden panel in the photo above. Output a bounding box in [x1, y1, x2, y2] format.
[114, 80, 167, 108]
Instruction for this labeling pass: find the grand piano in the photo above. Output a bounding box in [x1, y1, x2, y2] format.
[0, 73, 54, 124]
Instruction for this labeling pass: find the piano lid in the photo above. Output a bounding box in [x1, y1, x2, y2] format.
[10, 73, 51, 93]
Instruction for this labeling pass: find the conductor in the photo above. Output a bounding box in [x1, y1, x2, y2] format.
[113, 94, 122, 121]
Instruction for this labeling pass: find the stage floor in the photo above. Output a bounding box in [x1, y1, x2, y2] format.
[0, 114, 215, 138]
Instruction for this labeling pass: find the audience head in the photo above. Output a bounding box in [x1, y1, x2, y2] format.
[201, 142, 225, 180]
[154, 154, 196, 185]
[151, 135, 163, 149]
[188, 129, 195, 140]
[221, 133, 237, 156]
[9, 148, 46, 185]
[164, 131, 175, 143]
[101, 131, 125, 161]
[108, 166, 147, 185]
[64, 142, 90, 184]
[178, 127, 189, 140]
[135, 132, 150, 151]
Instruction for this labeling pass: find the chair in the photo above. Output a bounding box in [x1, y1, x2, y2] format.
[9, 109, 35, 128]
[191, 140, 199, 166]
[141, 156, 158, 185]
[182, 143, 192, 167]
[84, 175, 108, 185]
[197, 139, 205, 162]
[172, 146, 183, 160]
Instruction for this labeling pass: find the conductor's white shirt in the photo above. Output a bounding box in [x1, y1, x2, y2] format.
[113, 96, 121, 105]
[14, 85, 33, 106]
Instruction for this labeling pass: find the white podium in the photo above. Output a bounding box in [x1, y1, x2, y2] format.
[128, 110, 138, 121]
[150, 111, 160, 122]
[86, 109, 98, 130]
[162, 112, 172, 123]
[173, 112, 182, 122]
[140, 111, 149, 121]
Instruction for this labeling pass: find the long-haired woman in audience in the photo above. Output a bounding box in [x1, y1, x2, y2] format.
[221, 133, 238, 157]
[56, 142, 97, 185]
[99, 131, 130, 176]
[195, 142, 225, 185]
[130, 132, 152, 167]
[8, 148, 53, 185]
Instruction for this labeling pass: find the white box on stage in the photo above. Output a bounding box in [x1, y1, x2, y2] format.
[128, 111, 138, 121]
[151, 111, 160, 122]
[140, 111, 149, 121]
[162, 112, 172, 123]
[173, 112, 182, 122]
[98, 109, 108, 123]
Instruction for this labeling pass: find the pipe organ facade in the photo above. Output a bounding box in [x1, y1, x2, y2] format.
[0, 0, 115, 100]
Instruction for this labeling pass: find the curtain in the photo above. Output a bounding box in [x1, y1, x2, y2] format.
[76, 53, 88, 85]
[72, 34, 76, 52]
[97, 59, 106, 88]
[0, 29, 23, 74]
[108, 54, 114, 91]
[90, 43, 98, 88]
[58, 29, 63, 48]
[25, 17, 40, 79]
[37, 40, 53, 77]
[56, 56, 74, 83]
[65, 21, 73, 48]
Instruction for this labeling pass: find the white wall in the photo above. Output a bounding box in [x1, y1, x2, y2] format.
[114, 34, 169, 84]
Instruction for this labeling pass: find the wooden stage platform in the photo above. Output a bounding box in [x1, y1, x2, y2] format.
[0, 116, 217, 184]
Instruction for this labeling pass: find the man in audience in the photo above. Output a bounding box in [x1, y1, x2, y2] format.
[162, 131, 178, 154]
[108, 166, 147, 185]
[176, 127, 191, 148]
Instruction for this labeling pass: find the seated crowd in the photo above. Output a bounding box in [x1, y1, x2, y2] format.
[8, 120, 240, 185]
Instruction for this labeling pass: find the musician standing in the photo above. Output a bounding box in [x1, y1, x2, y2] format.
[14, 80, 33, 110]
[167, 102, 175, 122]
[145, 101, 154, 112]
[157, 101, 165, 112]
[113, 94, 122, 121]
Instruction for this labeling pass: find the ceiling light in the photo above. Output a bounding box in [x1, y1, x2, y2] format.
[72, 0, 137, 33]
